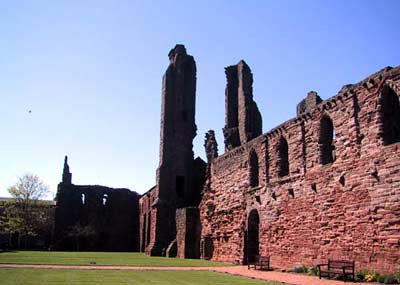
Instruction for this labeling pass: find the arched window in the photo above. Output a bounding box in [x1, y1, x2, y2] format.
[277, 137, 289, 177]
[319, 115, 335, 164]
[249, 150, 259, 187]
[102, 194, 108, 206]
[146, 211, 151, 246]
[380, 86, 400, 145]
[141, 214, 147, 252]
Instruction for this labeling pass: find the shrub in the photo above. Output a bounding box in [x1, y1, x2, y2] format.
[395, 271, 400, 284]
[307, 266, 319, 276]
[378, 275, 387, 283]
[384, 275, 398, 284]
[293, 264, 308, 274]
[376, 274, 399, 284]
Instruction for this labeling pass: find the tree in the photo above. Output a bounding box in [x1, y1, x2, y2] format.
[8, 173, 49, 201]
[67, 223, 96, 251]
[0, 174, 51, 249]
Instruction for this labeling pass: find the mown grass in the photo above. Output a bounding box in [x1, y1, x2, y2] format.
[0, 269, 284, 285]
[0, 251, 230, 267]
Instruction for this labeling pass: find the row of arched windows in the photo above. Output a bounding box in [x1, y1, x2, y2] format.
[249, 115, 335, 187]
[248, 85, 400, 187]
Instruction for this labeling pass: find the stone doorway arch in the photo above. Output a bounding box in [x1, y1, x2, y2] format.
[245, 209, 260, 265]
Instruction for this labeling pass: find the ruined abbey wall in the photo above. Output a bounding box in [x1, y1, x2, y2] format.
[53, 157, 140, 251]
[137, 45, 399, 273]
[200, 66, 400, 273]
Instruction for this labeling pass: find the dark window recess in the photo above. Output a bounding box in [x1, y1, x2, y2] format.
[141, 214, 147, 251]
[146, 211, 151, 246]
[203, 236, 214, 260]
[381, 86, 400, 145]
[249, 150, 259, 187]
[246, 209, 260, 264]
[319, 116, 335, 164]
[182, 111, 188, 122]
[176, 176, 185, 198]
[277, 137, 289, 177]
[311, 183, 317, 193]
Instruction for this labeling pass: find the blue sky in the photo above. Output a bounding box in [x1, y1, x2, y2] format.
[0, 0, 399, 198]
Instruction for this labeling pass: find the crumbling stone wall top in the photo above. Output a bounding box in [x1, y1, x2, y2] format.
[201, 64, 400, 273]
[53, 157, 140, 252]
[223, 60, 262, 151]
[296, 91, 322, 116]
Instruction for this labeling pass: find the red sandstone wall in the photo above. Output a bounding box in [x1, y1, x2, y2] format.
[139, 187, 158, 254]
[200, 67, 400, 273]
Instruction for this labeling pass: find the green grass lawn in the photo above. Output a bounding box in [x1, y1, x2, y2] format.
[0, 251, 230, 267]
[0, 269, 284, 285]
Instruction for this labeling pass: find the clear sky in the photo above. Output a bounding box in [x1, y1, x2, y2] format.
[1, 0, 399, 199]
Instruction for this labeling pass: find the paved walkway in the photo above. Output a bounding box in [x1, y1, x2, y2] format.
[0, 264, 369, 285]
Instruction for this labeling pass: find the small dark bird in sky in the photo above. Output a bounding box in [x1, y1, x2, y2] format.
[28, 110, 32, 114]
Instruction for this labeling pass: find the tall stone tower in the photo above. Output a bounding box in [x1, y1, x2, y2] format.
[149, 44, 198, 256]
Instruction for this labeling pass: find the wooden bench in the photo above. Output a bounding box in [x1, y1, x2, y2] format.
[248, 255, 270, 271]
[318, 260, 355, 281]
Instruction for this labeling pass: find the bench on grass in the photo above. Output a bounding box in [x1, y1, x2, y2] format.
[318, 260, 355, 281]
[248, 255, 270, 271]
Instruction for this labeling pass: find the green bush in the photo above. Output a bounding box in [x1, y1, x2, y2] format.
[384, 275, 398, 284]
[378, 275, 387, 283]
[357, 269, 373, 281]
[307, 266, 319, 276]
[395, 271, 400, 284]
[293, 264, 308, 274]
[376, 274, 399, 284]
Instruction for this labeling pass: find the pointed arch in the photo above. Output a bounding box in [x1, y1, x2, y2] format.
[249, 149, 259, 187]
[245, 209, 260, 265]
[379, 83, 400, 145]
[277, 136, 289, 177]
[319, 115, 335, 164]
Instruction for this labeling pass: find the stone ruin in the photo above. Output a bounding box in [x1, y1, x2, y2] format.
[139, 45, 206, 257]
[139, 45, 400, 273]
[53, 156, 140, 251]
[51, 44, 399, 273]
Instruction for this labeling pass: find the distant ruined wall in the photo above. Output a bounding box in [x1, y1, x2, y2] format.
[53, 157, 140, 252]
[200, 66, 400, 273]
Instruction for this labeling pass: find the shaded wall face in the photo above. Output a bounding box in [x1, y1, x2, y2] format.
[139, 189, 157, 254]
[150, 45, 200, 256]
[200, 68, 400, 273]
[53, 186, 140, 252]
[176, 207, 200, 259]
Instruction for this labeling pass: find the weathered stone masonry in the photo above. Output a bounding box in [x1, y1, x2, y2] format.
[200, 66, 400, 273]
[139, 45, 400, 273]
[139, 45, 206, 257]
